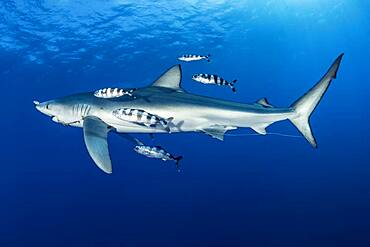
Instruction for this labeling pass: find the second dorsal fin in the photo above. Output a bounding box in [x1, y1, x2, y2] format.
[151, 65, 183, 91]
[256, 98, 273, 108]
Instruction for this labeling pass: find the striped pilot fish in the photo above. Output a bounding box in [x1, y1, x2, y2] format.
[112, 108, 174, 133]
[192, 73, 237, 92]
[178, 54, 211, 62]
[94, 87, 136, 98]
[134, 145, 183, 171]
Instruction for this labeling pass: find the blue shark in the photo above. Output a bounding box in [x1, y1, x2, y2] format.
[35, 54, 344, 174]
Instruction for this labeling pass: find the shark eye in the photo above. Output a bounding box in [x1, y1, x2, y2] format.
[46, 104, 50, 110]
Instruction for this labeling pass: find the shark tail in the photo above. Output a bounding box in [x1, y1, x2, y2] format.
[288, 53, 344, 148]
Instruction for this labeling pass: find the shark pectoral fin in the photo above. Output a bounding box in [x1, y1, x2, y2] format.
[83, 116, 112, 174]
[201, 126, 237, 141]
[151, 65, 183, 91]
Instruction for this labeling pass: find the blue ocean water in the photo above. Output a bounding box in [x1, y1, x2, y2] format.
[1, 0, 370, 246]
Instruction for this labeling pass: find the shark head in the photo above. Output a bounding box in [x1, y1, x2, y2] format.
[34, 96, 90, 125]
[34, 99, 58, 117]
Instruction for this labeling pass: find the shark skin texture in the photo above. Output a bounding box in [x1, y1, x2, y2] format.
[35, 54, 344, 174]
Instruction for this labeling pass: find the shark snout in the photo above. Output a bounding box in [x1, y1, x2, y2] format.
[34, 100, 53, 116]
[34, 100, 43, 112]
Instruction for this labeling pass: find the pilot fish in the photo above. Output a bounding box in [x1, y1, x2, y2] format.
[112, 108, 174, 132]
[192, 73, 237, 92]
[178, 54, 210, 62]
[134, 145, 183, 171]
[94, 87, 136, 98]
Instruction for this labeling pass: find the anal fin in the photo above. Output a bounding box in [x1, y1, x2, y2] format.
[251, 123, 271, 135]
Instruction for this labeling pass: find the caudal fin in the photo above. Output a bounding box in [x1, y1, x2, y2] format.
[289, 53, 344, 148]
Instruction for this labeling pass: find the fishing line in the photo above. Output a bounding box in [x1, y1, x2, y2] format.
[225, 132, 302, 138]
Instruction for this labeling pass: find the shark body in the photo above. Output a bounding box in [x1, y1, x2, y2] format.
[35, 54, 344, 174]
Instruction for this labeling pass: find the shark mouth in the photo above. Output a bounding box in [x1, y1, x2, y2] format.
[52, 116, 82, 126]
[51, 116, 60, 123]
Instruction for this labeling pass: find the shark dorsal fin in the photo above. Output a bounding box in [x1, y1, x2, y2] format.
[152, 65, 183, 91]
[256, 98, 273, 108]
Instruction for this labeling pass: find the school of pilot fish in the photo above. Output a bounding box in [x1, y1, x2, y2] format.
[93, 53, 235, 172]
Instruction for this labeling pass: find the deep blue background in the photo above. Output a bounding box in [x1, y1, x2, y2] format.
[1, 0, 370, 246]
